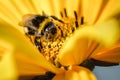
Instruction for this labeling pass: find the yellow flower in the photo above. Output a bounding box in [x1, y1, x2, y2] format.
[0, 0, 120, 80]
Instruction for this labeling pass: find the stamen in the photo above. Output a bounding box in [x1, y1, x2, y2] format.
[80, 16, 84, 25]
[64, 8, 68, 17]
[60, 11, 63, 17]
[75, 21, 79, 28]
[74, 11, 79, 28]
[74, 11, 78, 20]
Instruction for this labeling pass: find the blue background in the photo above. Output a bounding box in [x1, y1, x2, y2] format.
[93, 65, 120, 80]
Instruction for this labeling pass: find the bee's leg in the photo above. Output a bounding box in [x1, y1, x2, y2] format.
[38, 41, 43, 52]
[25, 33, 34, 44]
[34, 37, 42, 52]
[43, 32, 49, 46]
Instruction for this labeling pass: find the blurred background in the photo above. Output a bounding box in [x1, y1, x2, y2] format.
[94, 65, 120, 80]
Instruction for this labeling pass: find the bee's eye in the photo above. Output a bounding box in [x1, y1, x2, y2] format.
[44, 22, 57, 35]
[32, 15, 47, 28]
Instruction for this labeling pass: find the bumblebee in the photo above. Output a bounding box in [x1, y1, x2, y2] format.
[19, 9, 81, 66]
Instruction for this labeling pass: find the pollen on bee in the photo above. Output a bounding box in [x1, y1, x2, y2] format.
[41, 40, 64, 67]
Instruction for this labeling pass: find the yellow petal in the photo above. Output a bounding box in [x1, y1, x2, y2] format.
[34, 0, 58, 15]
[82, 0, 104, 24]
[92, 42, 120, 63]
[0, 20, 60, 75]
[58, 18, 120, 66]
[97, 0, 120, 23]
[0, 0, 23, 33]
[59, 37, 88, 66]
[0, 0, 55, 33]
[53, 66, 97, 80]
[59, 0, 80, 17]
[0, 40, 18, 80]
[15, 52, 47, 76]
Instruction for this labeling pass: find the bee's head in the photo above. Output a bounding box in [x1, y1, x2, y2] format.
[43, 21, 57, 39]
